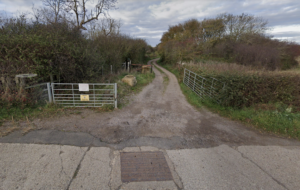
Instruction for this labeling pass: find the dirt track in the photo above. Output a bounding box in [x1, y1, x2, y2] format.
[27, 59, 300, 148]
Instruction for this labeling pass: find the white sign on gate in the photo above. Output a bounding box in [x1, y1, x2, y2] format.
[79, 84, 89, 91]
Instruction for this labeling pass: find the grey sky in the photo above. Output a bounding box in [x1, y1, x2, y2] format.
[1, 0, 299, 46]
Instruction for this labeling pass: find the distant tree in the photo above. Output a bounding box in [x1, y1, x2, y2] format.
[218, 13, 268, 41]
[42, 0, 67, 23]
[88, 17, 121, 39]
[200, 18, 225, 43]
[66, 0, 117, 30]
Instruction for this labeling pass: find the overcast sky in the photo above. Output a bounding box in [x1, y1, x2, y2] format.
[1, 0, 299, 46]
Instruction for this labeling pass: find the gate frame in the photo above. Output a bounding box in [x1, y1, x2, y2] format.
[51, 83, 117, 108]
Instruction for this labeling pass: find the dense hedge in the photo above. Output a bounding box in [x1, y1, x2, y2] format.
[179, 63, 300, 111]
[0, 16, 148, 108]
[214, 73, 300, 109]
[0, 19, 148, 83]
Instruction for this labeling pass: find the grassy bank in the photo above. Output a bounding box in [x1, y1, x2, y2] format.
[0, 71, 155, 125]
[159, 63, 300, 140]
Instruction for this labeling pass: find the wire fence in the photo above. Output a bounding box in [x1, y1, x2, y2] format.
[183, 68, 226, 103]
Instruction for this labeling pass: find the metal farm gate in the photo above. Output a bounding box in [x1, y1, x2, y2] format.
[183, 68, 225, 103]
[25, 82, 52, 104]
[51, 83, 117, 108]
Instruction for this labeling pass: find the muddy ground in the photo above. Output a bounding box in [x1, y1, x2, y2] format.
[1, 59, 300, 149]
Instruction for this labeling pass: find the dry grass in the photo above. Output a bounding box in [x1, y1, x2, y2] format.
[184, 61, 300, 76]
[0, 116, 37, 137]
[0, 126, 19, 137]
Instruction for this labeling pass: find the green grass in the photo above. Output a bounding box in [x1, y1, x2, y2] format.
[154, 65, 164, 73]
[154, 65, 169, 83]
[159, 62, 300, 140]
[0, 102, 67, 125]
[154, 65, 169, 94]
[114, 71, 155, 108]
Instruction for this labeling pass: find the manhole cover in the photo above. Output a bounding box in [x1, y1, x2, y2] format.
[120, 151, 173, 182]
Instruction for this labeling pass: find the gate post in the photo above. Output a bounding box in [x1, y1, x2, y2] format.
[47, 83, 52, 103]
[193, 74, 196, 91]
[183, 68, 186, 84]
[187, 70, 190, 87]
[114, 83, 117, 108]
[51, 83, 55, 103]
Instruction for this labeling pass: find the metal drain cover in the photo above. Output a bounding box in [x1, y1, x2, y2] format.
[120, 151, 173, 182]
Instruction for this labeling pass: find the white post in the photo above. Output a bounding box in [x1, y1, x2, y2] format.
[183, 68, 186, 84]
[193, 74, 196, 91]
[51, 83, 55, 103]
[114, 83, 117, 108]
[111, 65, 112, 74]
[47, 83, 52, 103]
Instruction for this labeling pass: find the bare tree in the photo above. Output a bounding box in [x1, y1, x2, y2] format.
[42, 0, 67, 23]
[87, 18, 121, 39]
[98, 18, 121, 35]
[66, 0, 117, 30]
[32, 0, 70, 24]
[218, 13, 269, 41]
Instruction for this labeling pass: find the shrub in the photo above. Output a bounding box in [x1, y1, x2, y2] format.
[158, 14, 300, 71]
[0, 15, 148, 83]
[184, 62, 300, 110]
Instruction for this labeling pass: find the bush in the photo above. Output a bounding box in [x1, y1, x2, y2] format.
[183, 62, 300, 110]
[217, 73, 300, 109]
[0, 14, 149, 109]
[158, 14, 300, 70]
[0, 15, 148, 83]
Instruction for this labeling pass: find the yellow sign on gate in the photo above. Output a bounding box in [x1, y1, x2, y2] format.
[80, 95, 89, 101]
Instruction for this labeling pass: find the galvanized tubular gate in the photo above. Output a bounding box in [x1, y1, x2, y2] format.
[51, 83, 117, 108]
[25, 82, 52, 103]
[183, 68, 225, 103]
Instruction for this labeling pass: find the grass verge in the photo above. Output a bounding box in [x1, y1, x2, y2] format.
[159, 63, 300, 140]
[154, 65, 169, 87]
[115, 70, 155, 108]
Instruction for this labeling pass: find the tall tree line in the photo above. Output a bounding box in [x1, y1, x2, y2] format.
[158, 13, 299, 70]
